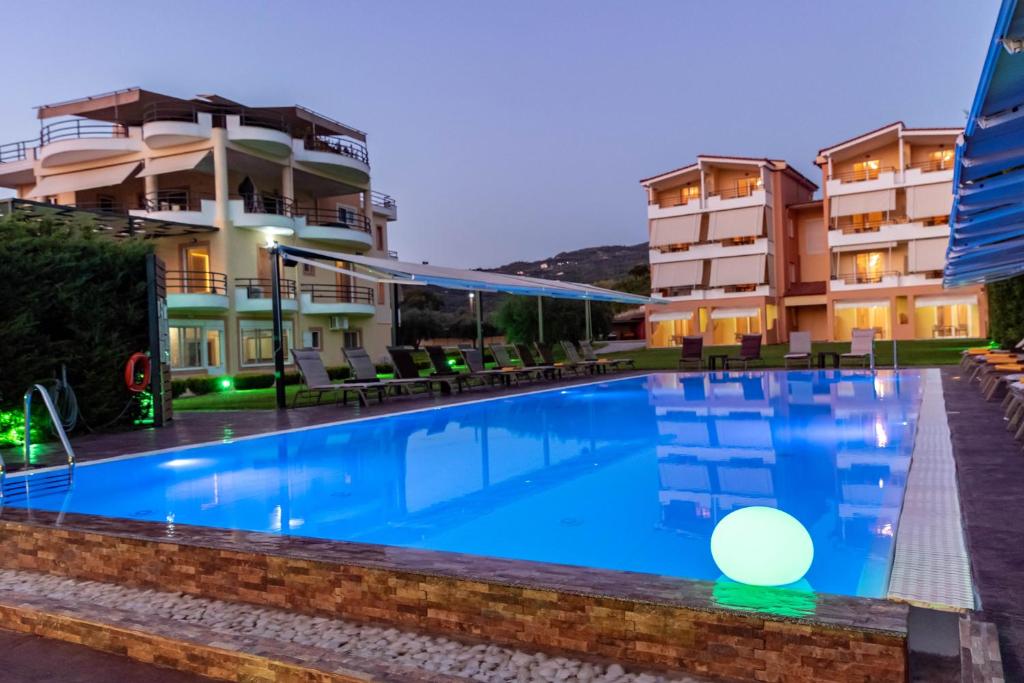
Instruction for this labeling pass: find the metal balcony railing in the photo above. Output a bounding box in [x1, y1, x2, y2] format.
[142, 190, 211, 213]
[166, 270, 228, 295]
[298, 206, 371, 232]
[239, 193, 294, 217]
[237, 110, 289, 133]
[829, 166, 896, 183]
[301, 283, 374, 305]
[371, 191, 396, 210]
[0, 139, 36, 164]
[707, 184, 762, 200]
[236, 278, 297, 299]
[906, 158, 954, 173]
[832, 270, 901, 285]
[303, 134, 369, 164]
[142, 102, 201, 124]
[40, 119, 129, 145]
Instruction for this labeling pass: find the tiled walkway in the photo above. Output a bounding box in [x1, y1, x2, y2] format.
[941, 368, 1024, 681]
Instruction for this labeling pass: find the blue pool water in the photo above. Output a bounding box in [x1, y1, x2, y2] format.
[6, 371, 924, 599]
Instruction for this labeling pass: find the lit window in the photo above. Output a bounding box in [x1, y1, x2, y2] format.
[852, 160, 881, 181]
[855, 251, 885, 283]
[169, 320, 225, 372]
[929, 149, 953, 170]
[240, 321, 293, 366]
[343, 330, 362, 350]
[736, 176, 763, 197]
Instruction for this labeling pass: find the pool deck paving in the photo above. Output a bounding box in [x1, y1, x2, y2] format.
[941, 367, 1024, 681]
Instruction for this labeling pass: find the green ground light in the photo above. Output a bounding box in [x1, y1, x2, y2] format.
[218, 377, 234, 391]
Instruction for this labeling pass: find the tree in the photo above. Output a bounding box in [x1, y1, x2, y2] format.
[493, 296, 611, 343]
[396, 308, 446, 348]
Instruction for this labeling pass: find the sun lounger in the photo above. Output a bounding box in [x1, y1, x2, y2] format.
[840, 329, 875, 368]
[387, 346, 461, 394]
[291, 348, 385, 407]
[725, 335, 764, 370]
[558, 341, 604, 374]
[343, 347, 433, 396]
[424, 345, 484, 391]
[534, 342, 586, 375]
[513, 343, 561, 379]
[491, 344, 543, 381]
[678, 336, 704, 370]
[578, 340, 634, 370]
[784, 332, 812, 368]
[460, 347, 530, 386]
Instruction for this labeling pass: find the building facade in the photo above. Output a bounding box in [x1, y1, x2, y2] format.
[641, 123, 987, 346]
[0, 88, 398, 378]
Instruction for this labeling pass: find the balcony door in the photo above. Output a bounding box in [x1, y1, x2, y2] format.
[181, 244, 212, 293]
[854, 251, 885, 283]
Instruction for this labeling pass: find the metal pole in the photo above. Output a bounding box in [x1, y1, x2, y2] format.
[584, 299, 593, 342]
[475, 290, 484, 350]
[892, 338, 898, 370]
[537, 296, 544, 343]
[391, 282, 400, 347]
[270, 244, 287, 410]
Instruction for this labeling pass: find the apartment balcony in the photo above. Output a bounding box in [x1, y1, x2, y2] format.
[372, 190, 397, 220]
[828, 217, 950, 250]
[230, 193, 295, 235]
[294, 206, 373, 250]
[704, 185, 769, 212]
[903, 159, 955, 185]
[649, 238, 768, 265]
[37, 120, 141, 168]
[829, 270, 941, 292]
[652, 284, 772, 302]
[234, 277, 298, 313]
[226, 112, 293, 157]
[292, 135, 370, 186]
[132, 191, 217, 227]
[166, 271, 229, 311]
[0, 139, 39, 186]
[299, 283, 376, 317]
[141, 104, 212, 148]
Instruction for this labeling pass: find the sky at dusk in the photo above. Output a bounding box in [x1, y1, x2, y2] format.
[0, 1, 1001, 268]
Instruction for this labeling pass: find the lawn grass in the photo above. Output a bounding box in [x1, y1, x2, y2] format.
[172, 338, 986, 412]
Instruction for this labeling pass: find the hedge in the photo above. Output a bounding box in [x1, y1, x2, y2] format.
[170, 363, 394, 398]
[987, 275, 1024, 349]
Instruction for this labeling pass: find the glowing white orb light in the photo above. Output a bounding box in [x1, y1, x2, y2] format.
[710, 507, 814, 587]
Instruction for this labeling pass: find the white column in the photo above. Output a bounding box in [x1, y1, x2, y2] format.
[144, 173, 158, 206]
[211, 128, 230, 229]
[281, 160, 294, 202]
[698, 162, 706, 209]
[897, 129, 905, 182]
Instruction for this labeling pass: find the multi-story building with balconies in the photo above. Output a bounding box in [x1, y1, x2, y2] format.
[641, 156, 818, 346]
[0, 88, 398, 377]
[641, 123, 988, 346]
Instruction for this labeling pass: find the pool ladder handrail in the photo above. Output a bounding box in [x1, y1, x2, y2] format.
[23, 383, 77, 472]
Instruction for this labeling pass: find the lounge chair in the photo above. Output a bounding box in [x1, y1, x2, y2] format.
[579, 340, 635, 370]
[534, 342, 586, 375]
[784, 332, 812, 368]
[291, 348, 385, 407]
[491, 344, 541, 381]
[841, 329, 875, 368]
[460, 347, 531, 386]
[558, 341, 603, 374]
[342, 347, 433, 397]
[725, 335, 763, 370]
[513, 343, 561, 379]
[678, 336, 704, 370]
[387, 346, 461, 394]
[424, 345, 483, 391]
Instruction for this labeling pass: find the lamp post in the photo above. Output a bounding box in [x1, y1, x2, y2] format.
[537, 296, 544, 343]
[471, 291, 483, 350]
[269, 242, 287, 410]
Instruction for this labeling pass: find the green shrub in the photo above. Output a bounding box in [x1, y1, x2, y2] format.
[171, 380, 188, 399]
[987, 276, 1024, 348]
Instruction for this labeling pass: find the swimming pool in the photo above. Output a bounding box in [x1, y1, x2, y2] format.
[5, 371, 922, 599]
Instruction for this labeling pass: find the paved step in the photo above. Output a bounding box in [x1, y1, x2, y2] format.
[0, 569, 707, 683]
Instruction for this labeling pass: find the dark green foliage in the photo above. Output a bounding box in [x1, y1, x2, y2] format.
[170, 364, 393, 398]
[0, 213, 152, 427]
[493, 296, 611, 344]
[986, 276, 1024, 348]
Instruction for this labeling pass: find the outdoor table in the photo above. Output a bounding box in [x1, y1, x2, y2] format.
[817, 351, 840, 369]
[708, 354, 730, 371]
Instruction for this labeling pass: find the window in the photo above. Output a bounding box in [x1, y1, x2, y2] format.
[736, 176, 763, 197]
[169, 320, 224, 372]
[343, 330, 362, 350]
[658, 184, 700, 207]
[240, 320, 293, 366]
[849, 211, 884, 232]
[181, 244, 213, 293]
[302, 262, 315, 276]
[305, 327, 323, 350]
[929, 149, 953, 171]
[855, 252, 886, 283]
[852, 159, 881, 181]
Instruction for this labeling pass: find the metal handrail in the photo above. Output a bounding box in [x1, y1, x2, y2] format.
[371, 191, 396, 209]
[167, 270, 228, 295]
[906, 158, 954, 173]
[0, 138, 37, 164]
[238, 110, 289, 133]
[303, 134, 369, 163]
[142, 190, 212, 212]
[829, 166, 896, 183]
[240, 193, 294, 216]
[298, 205, 371, 232]
[236, 277, 297, 299]
[832, 270, 901, 284]
[300, 282, 374, 305]
[40, 119, 129, 145]
[142, 102, 201, 123]
[707, 183, 762, 200]
[23, 384, 76, 472]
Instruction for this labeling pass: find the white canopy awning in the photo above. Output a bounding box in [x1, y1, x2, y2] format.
[650, 310, 694, 322]
[137, 151, 211, 178]
[707, 206, 763, 241]
[651, 260, 703, 288]
[834, 299, 889, 311]
[908, 237, 949, 272]
[710, 307, 760, 319]
[29, 161, 141, 198]
[829, 190, 896, 217]
[277, 244, 659, 305]
[914, 294, 978, 308]
[650, 214, 701, 247]
[708, 254, 766, 287]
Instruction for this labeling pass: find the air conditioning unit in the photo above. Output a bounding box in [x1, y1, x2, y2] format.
[329, 315, 348, 331]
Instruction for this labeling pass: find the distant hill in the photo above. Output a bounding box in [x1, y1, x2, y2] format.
[429, 243, 649, 314]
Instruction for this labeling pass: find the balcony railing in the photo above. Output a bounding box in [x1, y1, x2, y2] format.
[829, 166, 896, 183]
[238, 110, 289, 133]
[0, 139, 36, 164]
[239, 193, 294, 216]
[303, 134, 369, 164]
[371, 191, 396, 210]
[298, 206, 371, 232]
[301, 283, 374, 305]
[143, 190, 211, 213]
[906, 158, 954, 173]
[236, 278, 297, 299]
[167, 270, 228, 295]
[832, 270, 900, 285]
[40, 120, 129, 145]
[67, 200, 127, 214]
[142, 103, 201, 124]
[707, 184, 761, 200]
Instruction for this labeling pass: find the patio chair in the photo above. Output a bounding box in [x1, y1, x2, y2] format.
[491, 344, 540, 381]
[725, 335, 764, 370]
[579, 339, 635, 370]
[557, 341, 603, 374]
[387, 346, 461, 394]
[342, 347, 433, 397]
[783, 332, 813, 368]
[424, 345, 484, 391]
[534, 342, 586, 375]
[460, 347, 531, 386]
[514, 343, 562, 379]
[678, 336, 704, 370]
[840, 329, 875, 368]
[291, 348, 385, 408]
[959, 337, 1024, 372]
